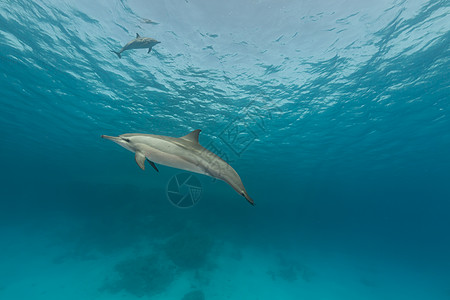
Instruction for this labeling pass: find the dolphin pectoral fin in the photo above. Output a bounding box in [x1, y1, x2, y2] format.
[136, 33, 141, 38]
[146, 158, 159, 173]
[148, 47, 152, 53]
[135, 152, 146, 170]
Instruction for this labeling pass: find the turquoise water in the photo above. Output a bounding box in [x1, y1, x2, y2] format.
[1, 0, 449, 299]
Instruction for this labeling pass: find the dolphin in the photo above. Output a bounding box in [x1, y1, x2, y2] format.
[111, 33, 160, 58]
[141, 18, 159, 25]
[102, 129, 254, 205]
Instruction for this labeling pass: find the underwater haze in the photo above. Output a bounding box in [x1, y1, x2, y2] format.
[1, 0, 449, 299]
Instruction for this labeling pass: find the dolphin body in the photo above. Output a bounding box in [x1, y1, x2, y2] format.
[141, 18, 159, 24]
[102, 130, 254, 205]
[111, 33, 160, 58]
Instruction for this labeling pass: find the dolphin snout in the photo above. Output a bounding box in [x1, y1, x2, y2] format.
[101, 135, 119, 141]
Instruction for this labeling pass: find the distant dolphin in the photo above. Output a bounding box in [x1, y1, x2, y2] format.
[102, 130, 254, 205]
[111, 33, 160, 58]
[141, 18, 158, 24]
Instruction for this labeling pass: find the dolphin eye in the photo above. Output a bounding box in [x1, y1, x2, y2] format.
[123, 138, 131, 142]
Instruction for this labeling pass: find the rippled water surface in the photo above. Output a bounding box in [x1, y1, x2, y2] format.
[0, 0, 449, 299]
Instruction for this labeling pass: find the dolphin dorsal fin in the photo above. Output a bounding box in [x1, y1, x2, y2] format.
[136, 33, 141, 38]
[180, 129, 201, 144]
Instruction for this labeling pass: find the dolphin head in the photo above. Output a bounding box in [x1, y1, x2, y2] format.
[101, 135, 135, 152]
[142, 38, 160, 47]
[221, 169, 254, 206]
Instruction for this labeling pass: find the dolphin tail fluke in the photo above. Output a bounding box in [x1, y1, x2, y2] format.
[243, 191, 255, 206]
[111, 50, 121, 59]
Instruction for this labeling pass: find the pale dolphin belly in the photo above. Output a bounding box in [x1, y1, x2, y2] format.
[143, 146, 208, 176]
[134, 139, 209, 176]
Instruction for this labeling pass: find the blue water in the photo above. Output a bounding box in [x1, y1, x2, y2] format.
[1, 0, 449, 299]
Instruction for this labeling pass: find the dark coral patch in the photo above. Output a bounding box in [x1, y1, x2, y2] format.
[182, 290, 205, 300]
[163, 229, 214, 271]
[102, 254, 176, 297]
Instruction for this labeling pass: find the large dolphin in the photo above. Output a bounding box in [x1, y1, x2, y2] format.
[111, 33, 160, 58]
[102, 130, 254, 205]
